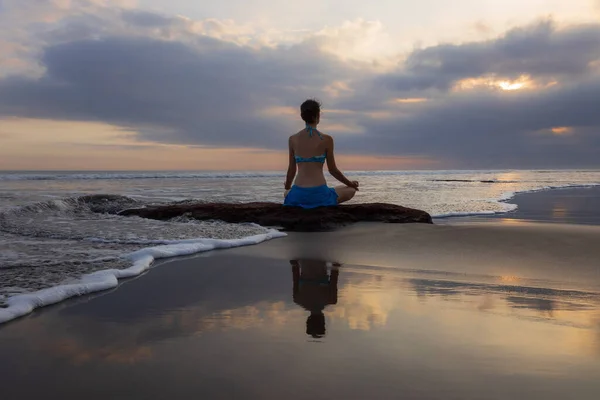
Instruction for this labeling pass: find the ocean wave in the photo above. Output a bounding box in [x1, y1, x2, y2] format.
[0, 171, 286, 181]
[2, 178, 600, 322]
[0, 194, 286, 324]
[0, 170, 513, 182]
[430, 179, 519, 183]
[0, 229, 285, 324]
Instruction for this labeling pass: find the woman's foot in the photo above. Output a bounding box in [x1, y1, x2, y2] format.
[335, 185, 357, 204]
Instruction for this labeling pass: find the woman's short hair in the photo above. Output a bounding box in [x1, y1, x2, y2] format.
[300, 99, 321, 124]
[306, 312, 326, 338]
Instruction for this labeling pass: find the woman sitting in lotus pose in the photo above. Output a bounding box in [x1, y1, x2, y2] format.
[284, 99, 359, 208]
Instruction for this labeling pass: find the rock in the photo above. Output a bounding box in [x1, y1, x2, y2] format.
[119, 202, 433, 231]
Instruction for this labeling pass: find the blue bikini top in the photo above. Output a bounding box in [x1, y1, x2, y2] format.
[295, 124, 326, 163]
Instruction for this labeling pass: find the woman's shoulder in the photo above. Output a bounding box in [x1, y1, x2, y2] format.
[288, 132, 301, 144]
[289, 129, 306, 139]
[321, 132, 333, 142]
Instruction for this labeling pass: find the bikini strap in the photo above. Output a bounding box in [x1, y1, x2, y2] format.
[306, 123, 324, 140]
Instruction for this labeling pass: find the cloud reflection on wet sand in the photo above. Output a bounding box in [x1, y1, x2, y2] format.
[4, 260, 598, 371]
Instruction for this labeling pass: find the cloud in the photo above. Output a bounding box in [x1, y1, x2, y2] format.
[380, 20, 600, 92]
[306, 19, 399, 66]
[119, 8, 172, 27]
[0, 4, 599, 168]
[0, 0, 137, 77]
[349, 79, 600, 167]
[0, 31, 357, 148]
[333, 21, 600, 167]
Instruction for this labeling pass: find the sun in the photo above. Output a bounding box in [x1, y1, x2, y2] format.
[497, 75, 533, 91]
[498, 81, 525, 91]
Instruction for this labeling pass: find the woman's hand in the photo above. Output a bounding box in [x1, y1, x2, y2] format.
[350, 181, 359, 191]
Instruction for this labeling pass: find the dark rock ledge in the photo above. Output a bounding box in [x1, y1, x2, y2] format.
[119, 202, 433, 231]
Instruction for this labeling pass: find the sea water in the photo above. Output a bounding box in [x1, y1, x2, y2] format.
[1, 169, 599, 323]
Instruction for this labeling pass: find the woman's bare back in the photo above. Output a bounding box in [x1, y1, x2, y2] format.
[289, 129, 330, 187]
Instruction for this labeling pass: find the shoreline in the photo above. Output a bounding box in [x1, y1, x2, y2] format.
[0, 229, 286, 324]
[1, 220, 600, 399]
[440, 185, 600, 225]
[5, 219, 600, 328]
[1, 184, 599, 325]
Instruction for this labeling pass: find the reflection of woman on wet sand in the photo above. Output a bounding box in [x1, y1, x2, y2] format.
[291, 260, 339, 338]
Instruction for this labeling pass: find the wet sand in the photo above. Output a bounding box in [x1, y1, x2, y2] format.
[440, 185, 600, 225]
[1, 221, 600, 399]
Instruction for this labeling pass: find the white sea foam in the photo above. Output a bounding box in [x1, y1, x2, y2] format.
[0, 229, 286, 324]
[0, 195, 286, 323]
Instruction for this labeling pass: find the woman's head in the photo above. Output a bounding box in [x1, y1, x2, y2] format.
[300, 99, 321, 125]
[306, 311, 326, 338]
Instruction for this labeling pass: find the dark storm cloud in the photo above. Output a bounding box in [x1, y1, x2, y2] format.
[330, 21, 600, 168]
[0, 33, 353, 148]
[347, 78, 600, 168]
[381, 21, 600, 92]
[0, 11, 599, 168]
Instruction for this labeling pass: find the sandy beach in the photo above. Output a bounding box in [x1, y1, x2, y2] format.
[3, 0, 600, 397]
[443, 186, 600, 225]
[1, 216, 599, 399]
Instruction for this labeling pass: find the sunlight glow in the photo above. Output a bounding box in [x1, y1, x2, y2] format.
[551, 126, 574, 135]
[453, 75, 535, 92]
[498, 81, 525, 91]
[499, 275, 521, 283]
[0, 118, 437, 170]
[260, 106, 297, 117]
[393, 98, 428, 104]
[324, 81, 354, 97]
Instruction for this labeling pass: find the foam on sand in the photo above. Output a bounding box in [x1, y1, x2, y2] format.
[0, 229, 286, 324]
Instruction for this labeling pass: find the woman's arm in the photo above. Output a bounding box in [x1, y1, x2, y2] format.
[291, 260, 300, 301]
[284, 136, 297, 190]
[325, 137, 359, 189]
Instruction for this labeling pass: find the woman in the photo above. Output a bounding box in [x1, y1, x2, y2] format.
[291, 259, 340, 338]
[284, 99, 359, 208]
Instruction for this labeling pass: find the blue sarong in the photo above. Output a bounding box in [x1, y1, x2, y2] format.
[284, 185, 338, 209]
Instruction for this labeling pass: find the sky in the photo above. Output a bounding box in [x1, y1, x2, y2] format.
[0, 0, 599, 170]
